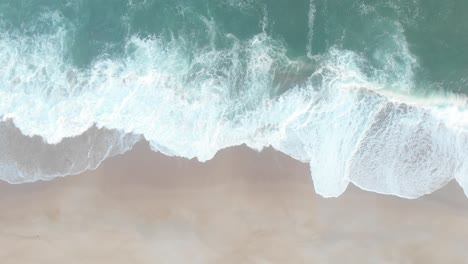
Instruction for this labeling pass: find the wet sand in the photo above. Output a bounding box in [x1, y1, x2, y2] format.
[0, 142, 467, 264]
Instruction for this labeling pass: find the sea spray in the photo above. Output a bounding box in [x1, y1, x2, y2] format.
[0, 0, 467, 199]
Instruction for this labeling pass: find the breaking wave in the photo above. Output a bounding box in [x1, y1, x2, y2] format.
[0, 6, 467, 199]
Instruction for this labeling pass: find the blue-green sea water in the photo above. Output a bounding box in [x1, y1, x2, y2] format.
[0, 0, 467, 198]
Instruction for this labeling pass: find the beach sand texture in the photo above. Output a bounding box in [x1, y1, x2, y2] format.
[0, 143, 467, 264]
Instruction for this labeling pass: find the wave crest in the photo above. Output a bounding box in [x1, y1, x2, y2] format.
[0, 19, 467, 199]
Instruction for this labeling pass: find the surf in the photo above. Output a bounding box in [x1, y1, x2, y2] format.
[0, 1, 467, 199]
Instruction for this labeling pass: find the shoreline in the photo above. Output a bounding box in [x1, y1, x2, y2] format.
[0, 142, 467, 263]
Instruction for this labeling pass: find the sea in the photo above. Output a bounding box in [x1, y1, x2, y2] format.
[0, 0, 467, 198]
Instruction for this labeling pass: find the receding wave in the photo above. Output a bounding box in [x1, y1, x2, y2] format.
[0, 4, 467, 199]
[0, 120, 140, 183]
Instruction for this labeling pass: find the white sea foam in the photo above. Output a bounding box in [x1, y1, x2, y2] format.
[0, 18, 467, 198]
[307, 0, 316, 58]
[0, 121, 140, 183]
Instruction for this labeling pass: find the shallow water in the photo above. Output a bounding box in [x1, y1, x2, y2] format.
[0, 0, 467, 198]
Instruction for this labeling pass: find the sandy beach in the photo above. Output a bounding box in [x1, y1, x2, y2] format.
[0, 142, 467, 264]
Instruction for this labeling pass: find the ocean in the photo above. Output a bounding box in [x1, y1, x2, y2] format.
[0, 0, 467, 198]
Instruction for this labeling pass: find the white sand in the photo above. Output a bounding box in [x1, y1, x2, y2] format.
[0, 143, 467, 264]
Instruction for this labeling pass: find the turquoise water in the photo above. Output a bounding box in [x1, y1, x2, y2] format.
[1, 0, 466, 93]
[0, 0, 467, 198]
